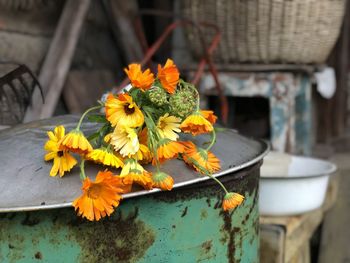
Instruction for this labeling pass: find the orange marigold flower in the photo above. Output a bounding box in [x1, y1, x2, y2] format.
[182, 141, 220, 174]
[105, 93, 144, 128]
[124, 63, 154, 91]
[120, 159, 153, 189]
[180, 112, 213, 136]
[152, 171, 174, 191]
[157, 59, 179, 94]
[200, 110, 217, 125]
[122, 171, 153, 190]
[138, 127, 148, 145]
[72, 170, 127, 221]
[131, 144, 153, 164]
[61, 129, 93, 155]
[155, 139, 185, 164]
[222, 192, 244, 211]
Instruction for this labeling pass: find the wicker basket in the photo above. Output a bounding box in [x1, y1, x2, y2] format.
[181, 0, 346, 64]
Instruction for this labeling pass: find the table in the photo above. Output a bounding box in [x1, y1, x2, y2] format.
[200, 72, 312, 154]
[259, 174, 338, 263]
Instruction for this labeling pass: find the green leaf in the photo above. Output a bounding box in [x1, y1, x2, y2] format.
[95, 123, 112, 146]
[88, 132, 99, 141]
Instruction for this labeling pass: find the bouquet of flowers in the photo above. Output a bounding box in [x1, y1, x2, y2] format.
[43, 59, 244, 221]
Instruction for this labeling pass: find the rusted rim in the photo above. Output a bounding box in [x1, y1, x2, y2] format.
[0, 140, 269, 213]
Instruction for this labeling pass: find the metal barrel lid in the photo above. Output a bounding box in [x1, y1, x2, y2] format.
[0, 115, 269, 212]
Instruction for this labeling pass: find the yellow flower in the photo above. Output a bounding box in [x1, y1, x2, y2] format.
[44, 125, 77, 177]
[182, 141, 220, 174]
[110, 126, 140, 157]
[105, 93, 144, 128]
[130, 128, 152, 164]
[131, 144, 153, 164]
[157, 113, 181, 141]
[124, 63, 155, 91]
[86, 148, 124, 168]
[61, 129, 93, 155]
[157, 59, 179, 94]
[104, 133, 112, 144]
[155, 139, 184, 164]
[72, 170, 128, 221]
[120, 159, 153, 189]
[152, 171, 174, 191]
[180, 111, 213, 136]
[222, 192, 244, 211]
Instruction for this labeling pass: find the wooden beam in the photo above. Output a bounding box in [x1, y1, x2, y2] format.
[23, 0, 91, 122]
[332, 0, 350, 136]
[103, 0, 143, 64]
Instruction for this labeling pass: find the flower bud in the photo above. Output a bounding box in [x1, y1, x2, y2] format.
[169, 89, 196, 118]
[148, 86, 168, 106]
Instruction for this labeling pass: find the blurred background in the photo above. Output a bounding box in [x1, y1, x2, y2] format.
[0, 0, 349, 262]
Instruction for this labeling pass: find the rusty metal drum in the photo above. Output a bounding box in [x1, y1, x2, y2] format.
[0, 116, 268, 263]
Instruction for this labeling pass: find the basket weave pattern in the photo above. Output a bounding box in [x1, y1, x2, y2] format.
[182, 0, 346, 64]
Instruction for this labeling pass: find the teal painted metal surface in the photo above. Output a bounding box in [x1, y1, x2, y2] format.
[0, 163, 260, 263]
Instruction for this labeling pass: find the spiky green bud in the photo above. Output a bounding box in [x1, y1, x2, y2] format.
[148, 86, 168, 107]
[169, 88, 196, 118]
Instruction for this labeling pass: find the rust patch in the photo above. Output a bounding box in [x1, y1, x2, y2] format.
[214, 199, 221, 209]
[34, 251, 42, 260]
[181, 206, 188, 217]
[197, 240, 216, 262]
[206, 198, 211, 207]
[7, 213, 16, 220]
[69, 207, 155, 263]
[200, 209, 208, 220]
[220, 211, 236, 263]
[21, 213, 40, 226]
[201, 240, 212, 253]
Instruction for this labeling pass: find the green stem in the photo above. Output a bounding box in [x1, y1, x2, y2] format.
[144, 110, 161, 141]
[206, 129, 216, 151]
[76, 105, 103, 130]
[80, 159, 87, 180]
[143, 110, 162, 170]
[185, 154, 228, 194]
[106, 143, 112, 151]
[155, 163, 161, 172]
[206, 173, 229, 194]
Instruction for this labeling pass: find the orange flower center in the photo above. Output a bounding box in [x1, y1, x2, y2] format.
[87, 184, 102, 199]
[57, 151, 64, 157]
[124, 104, 135, 115]
[158, 120, 167, 129]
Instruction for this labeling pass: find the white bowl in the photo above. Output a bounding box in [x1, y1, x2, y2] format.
[259, 153, 337, 216]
